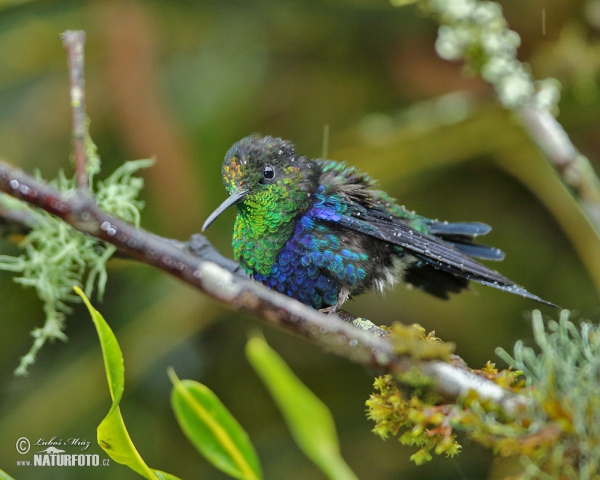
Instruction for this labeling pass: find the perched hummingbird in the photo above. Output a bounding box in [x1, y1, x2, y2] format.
[203, 134, 554, 311]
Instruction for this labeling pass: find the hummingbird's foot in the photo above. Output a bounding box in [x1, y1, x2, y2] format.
[319, 306, 336, 315]
[319, 288, 350, 315]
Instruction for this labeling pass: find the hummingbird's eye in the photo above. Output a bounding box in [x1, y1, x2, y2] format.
[262, 164, 275, 182]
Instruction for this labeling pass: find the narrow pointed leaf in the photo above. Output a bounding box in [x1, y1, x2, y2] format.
[0, 469, 15, 480]
[74, 286, 180, 480]
[245, 334, 358, 480]
[169, 369, 262, 480]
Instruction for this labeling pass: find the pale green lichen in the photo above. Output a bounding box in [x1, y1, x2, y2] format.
[368, 311, 600, 478]
[0, 127, 151, 375]
[401, 0, 562, 113]
[497, 310, 600, 480]
[388, 322, 455, 361]
[366, 374, 462, 465]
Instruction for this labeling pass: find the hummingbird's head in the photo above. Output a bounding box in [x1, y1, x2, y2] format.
[202, 134, 319, 231]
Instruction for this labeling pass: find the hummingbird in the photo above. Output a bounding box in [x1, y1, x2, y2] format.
[203, 134, 555, 312]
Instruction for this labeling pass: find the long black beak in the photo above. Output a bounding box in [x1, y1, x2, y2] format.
[202, 188, 249, 231]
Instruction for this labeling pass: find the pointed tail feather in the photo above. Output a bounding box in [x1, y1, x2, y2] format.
[411, 251, 559, 308]
[335, 213, 559, 308]
[428, 221, 491, 236]
[445, 240, 505, 261]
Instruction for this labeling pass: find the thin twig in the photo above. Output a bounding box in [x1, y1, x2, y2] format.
[0, 160, 529, 415]
[519, 106, 600, 229]
[61, 30, 89, 191]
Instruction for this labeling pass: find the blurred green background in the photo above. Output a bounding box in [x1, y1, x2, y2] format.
[0, 0, 599, 479]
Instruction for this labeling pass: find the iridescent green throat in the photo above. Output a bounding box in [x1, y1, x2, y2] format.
[232, 185, 309, 276]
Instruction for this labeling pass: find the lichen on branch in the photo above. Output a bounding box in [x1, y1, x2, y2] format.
[0, 150, 152, 375]
[367, 311, 600, 479]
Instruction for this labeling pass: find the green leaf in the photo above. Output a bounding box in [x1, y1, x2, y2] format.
[245, 333, 358, 480]
[0, 468, 15, 480]
[169, 369, 262, 480]
[74, 286, 180, 480]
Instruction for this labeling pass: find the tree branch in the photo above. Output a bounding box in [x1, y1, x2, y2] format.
[405, 1, 600, 233]
[61, 30, 90, 191]
[519, 105, 600, 228]
[0, 159, 528, 415]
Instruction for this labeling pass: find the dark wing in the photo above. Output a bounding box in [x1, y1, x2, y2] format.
[337, 207, 556, 307]
[313, 158, 555, 306]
